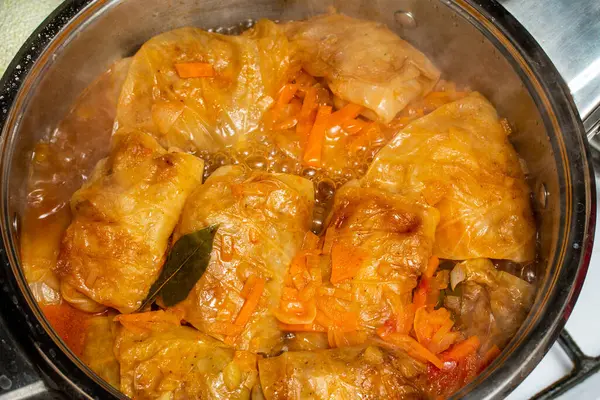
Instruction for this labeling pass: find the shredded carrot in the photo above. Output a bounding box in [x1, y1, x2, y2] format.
[276, 84, 298, 107]
[234, 277, 265, 327]
[413, 280, 429, 309]
[424, 256, 440, 279]
[327, 103, 363, 128]
[278, 322, 327, 332]
[481, 344, 501, 368]
[413, 257, 441, 309]
[380, 332, 444, 369]
[303, 105, 332, 167]
[348, 122, 382, 154]
[297, 87, 318, 144]
[330, 240, 366, 284]
[174, 62, 214, 78]
[341, 118, 368, 135]
[302, 231, 321, 251]
[240, 275, 259, 299]
[444, 336, 481, 361]
[266, 84, 299, 127]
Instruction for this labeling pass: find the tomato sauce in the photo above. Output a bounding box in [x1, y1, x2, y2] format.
[41, 303, 93, 357]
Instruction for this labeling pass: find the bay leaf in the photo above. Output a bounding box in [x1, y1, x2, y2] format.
[139, 224, 219, 310]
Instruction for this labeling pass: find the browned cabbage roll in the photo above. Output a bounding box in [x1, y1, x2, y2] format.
[363, 93, 535, 262]
[81, 313, 120, 388]
[21, 58, 131, 306]
[167, 165, 314, 354]
[445, 259, 535, 352]
[275, 183, 439, 344]
[114, 311, 258, 400]
[56, 129, 204, 313]
[116, 20, 298, 152]
[283, 14, 440, 123]
[258, 346, 427, 399]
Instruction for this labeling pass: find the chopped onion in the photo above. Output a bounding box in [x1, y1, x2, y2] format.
[450, 264, 466, 290]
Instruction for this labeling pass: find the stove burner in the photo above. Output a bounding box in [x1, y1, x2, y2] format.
[533, 330, 600, 399]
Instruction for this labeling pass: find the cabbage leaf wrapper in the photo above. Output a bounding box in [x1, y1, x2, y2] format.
[363, 93, 535, 262]
[168, 165, 314, 354]
[22, 58, 131, 306]
[283, 14, 440, 123]
[114, 311, 258, 400]
[259, 345, 428, 399]
[81, 312, 120, 388]
[445, 258, 535, 351]
[294, 183, 439, 340]
[116, 20, 297, 152]
[56, 129, 204, 313]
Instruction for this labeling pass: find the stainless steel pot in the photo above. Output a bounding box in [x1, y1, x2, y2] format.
[0, 0, 595, 399]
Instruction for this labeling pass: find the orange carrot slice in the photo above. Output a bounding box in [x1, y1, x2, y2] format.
[234, 277, 265, 327]
[330, 240, 366, 284]
[297, 87, 318, 143]
[444, 336, 481, 361]
[327, 103, 363, 128]
[303, 105, 332, 167]
[341, 118, 368, 135]
[174, 62, 214, 78]
[424, 256, 440, 279]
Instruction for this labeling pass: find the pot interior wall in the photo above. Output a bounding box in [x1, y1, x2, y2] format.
[1, 0, 565, 396]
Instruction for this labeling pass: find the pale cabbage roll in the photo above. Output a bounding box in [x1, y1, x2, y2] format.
[168, 165, 314, 354]
[363, 93, 535, 262]
[283, 14, 440, 123]
[116, 20, 298, 152]
[445, 259, 535, 352]
[258, 346, 427, 399]
[114, 311, 258, 400]
[312, 183, 439, 338]
[81, 313, 120, 388]
[21, 58, 131, 306]
[56, 129, 204, 313]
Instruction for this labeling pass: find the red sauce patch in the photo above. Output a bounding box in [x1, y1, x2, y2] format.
[41, 303, 92, 357]
[427, 353, 480, 398]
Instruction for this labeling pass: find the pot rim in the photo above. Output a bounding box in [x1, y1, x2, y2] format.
[0, 1, 595, 399]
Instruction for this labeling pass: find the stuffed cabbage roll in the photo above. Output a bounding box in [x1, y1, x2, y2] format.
[21, 58, 131, 306]
[258, 345, 427, 399]
[363, 93, 535, 262]
[81, 313, 120, 388]
[56, 129, 204, 313]
[444, 259, 535, 351]
[167, 165, 314, 354]
[275, 182, 439, 344]
[116, 20, 298, 153]
[114, 311, 258, 400]
[283, 14, 440, 123]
